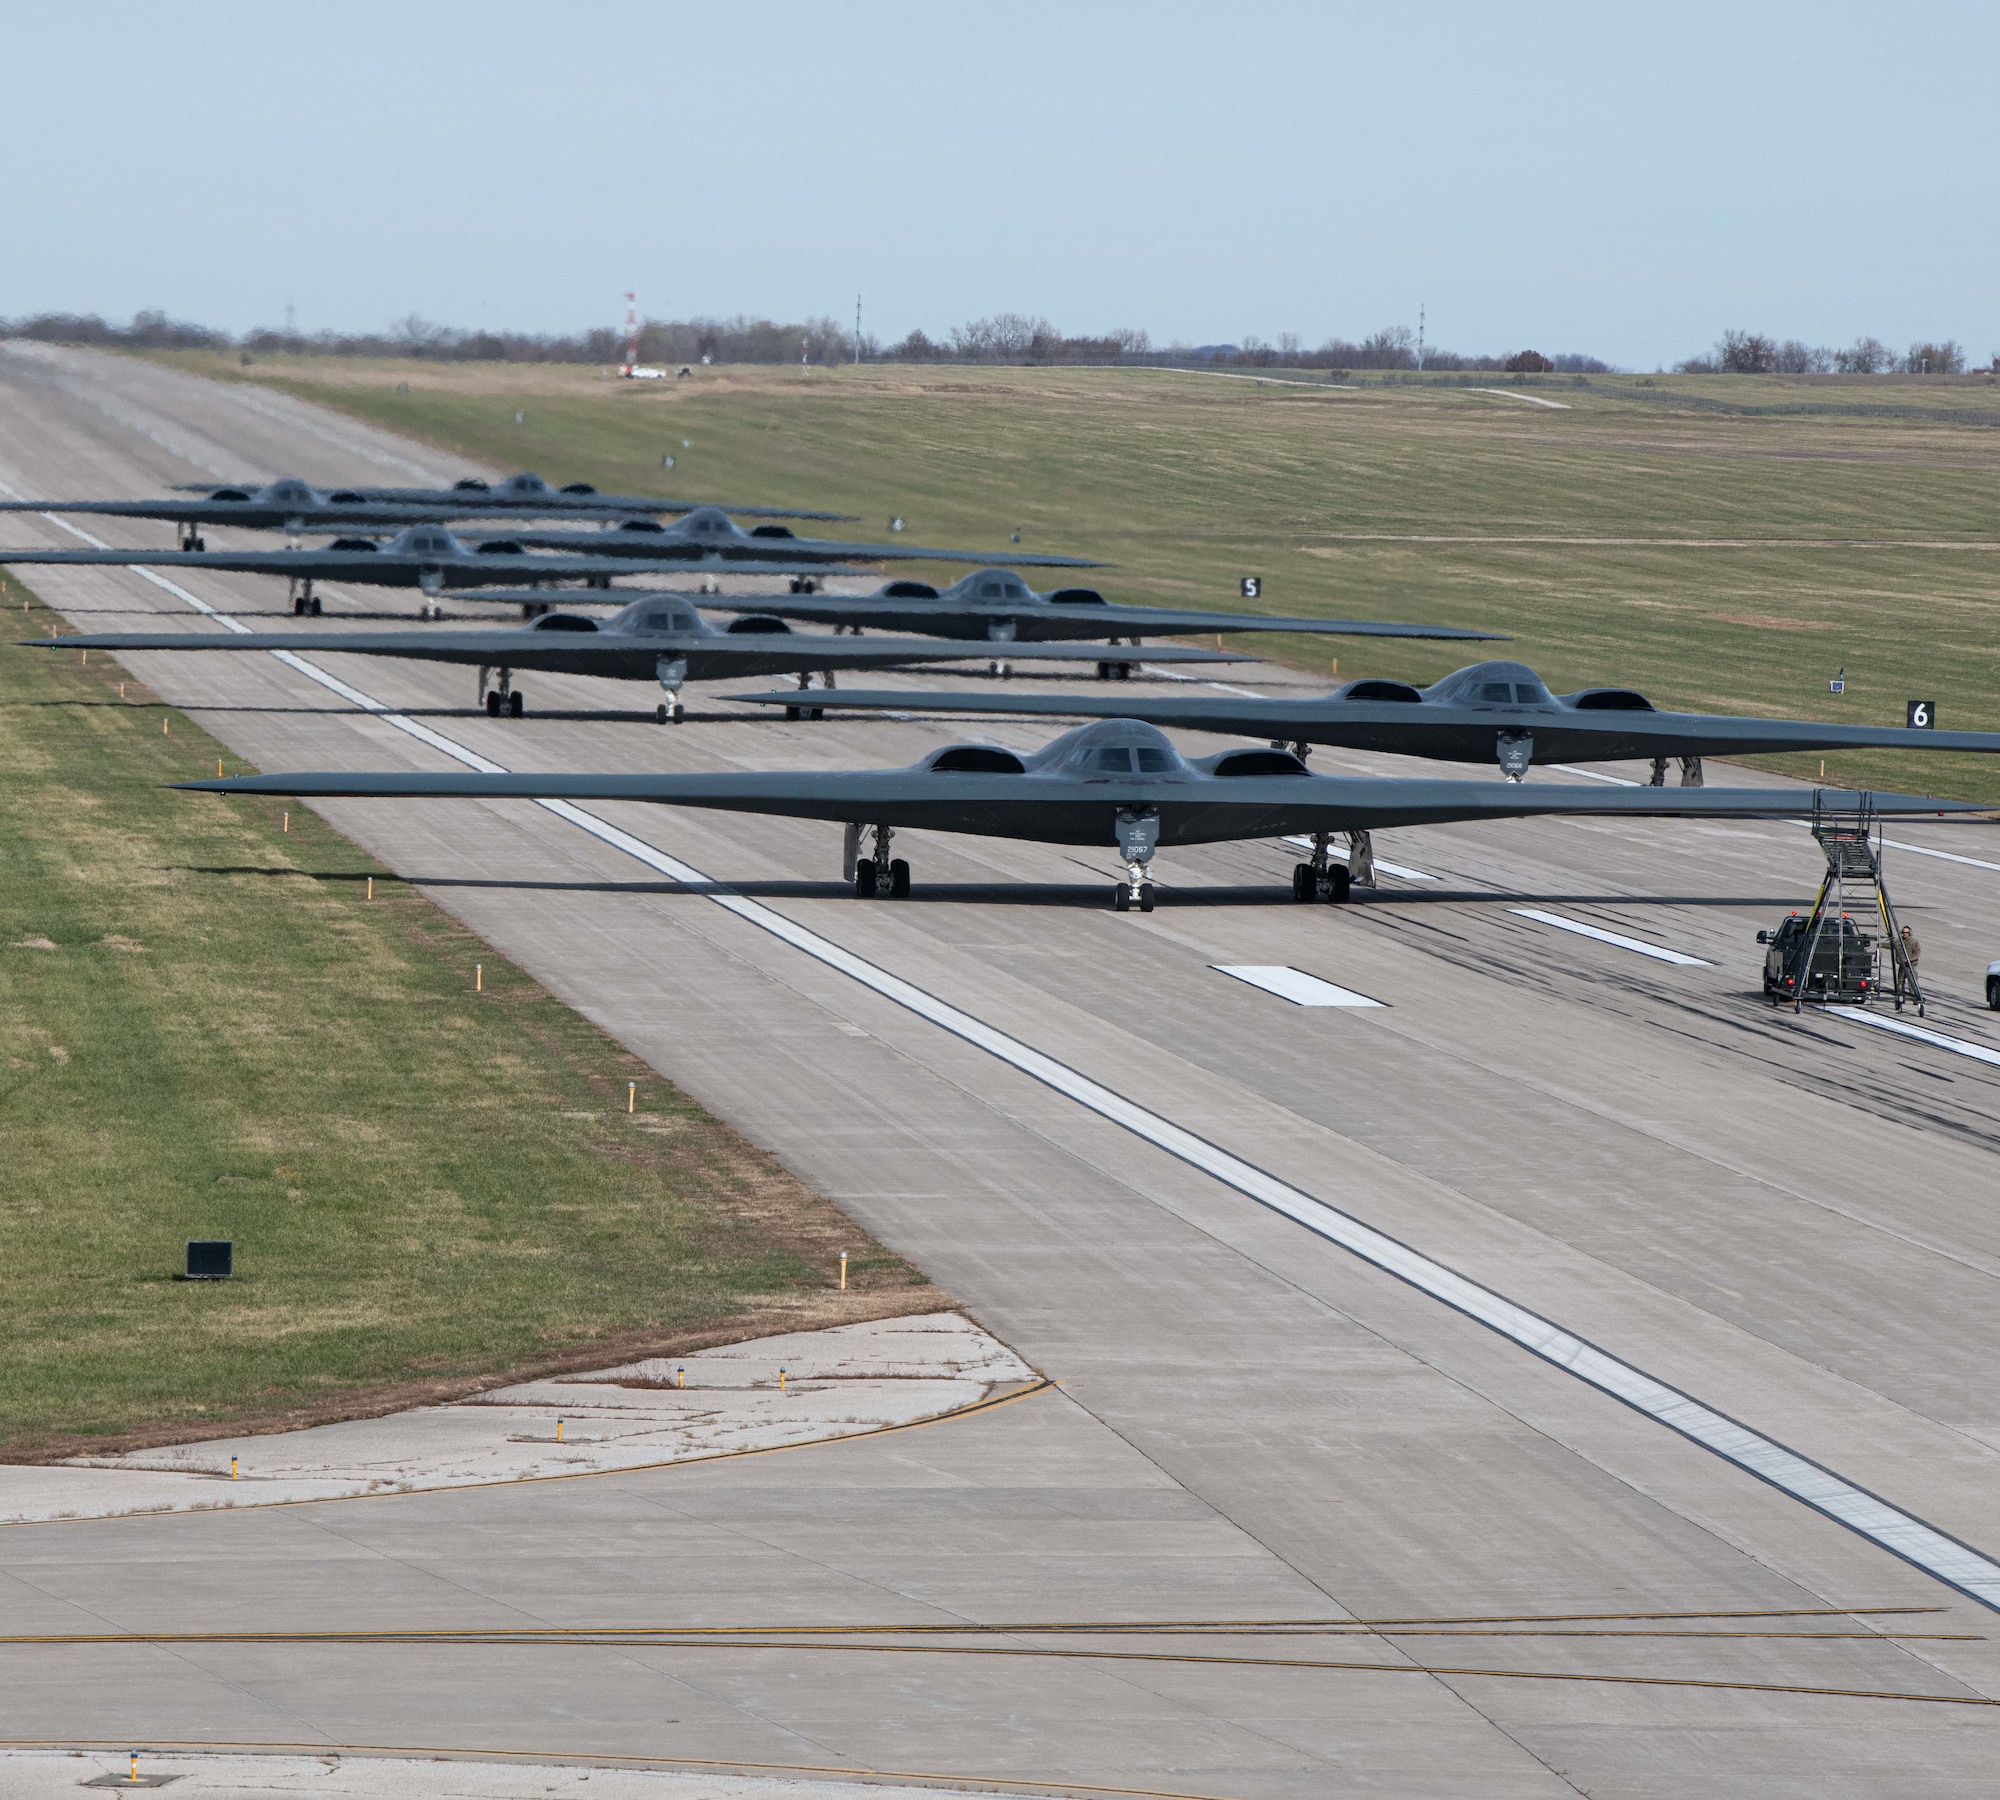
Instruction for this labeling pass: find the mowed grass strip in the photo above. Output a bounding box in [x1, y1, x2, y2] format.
[160, 352, 2000, 801]
[0, 583, 939, 1459]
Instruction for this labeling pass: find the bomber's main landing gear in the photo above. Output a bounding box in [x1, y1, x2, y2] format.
[1292, 829, 1352, 903]
[1648, 755, 1703, 787]
[847, 823, 909, 898]
[481, 668, 523, 717]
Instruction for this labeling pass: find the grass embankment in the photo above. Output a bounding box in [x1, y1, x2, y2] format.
[0, 580, 939, 1458]
[155, 351, 2000, 801]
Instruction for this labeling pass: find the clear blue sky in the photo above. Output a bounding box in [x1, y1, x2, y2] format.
[5, 1, 1995, 369]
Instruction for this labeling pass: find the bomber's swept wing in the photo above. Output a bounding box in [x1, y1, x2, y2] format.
[180, 718, 1985, 908]
[696, 590, 1504, 643]
[729, 658, 2000, 779]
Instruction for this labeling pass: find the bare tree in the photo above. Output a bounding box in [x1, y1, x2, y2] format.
[1834, 336, 1890, 374]
[1504, 350, 1554, 373]
[1774, 339, 1833, 374]
[1716, 329, 1777, 373]
[1903, 340, 1964, 375]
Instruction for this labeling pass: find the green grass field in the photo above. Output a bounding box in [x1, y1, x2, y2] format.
[158, 351, 2000, 800]
[0, 578, 937, 1458]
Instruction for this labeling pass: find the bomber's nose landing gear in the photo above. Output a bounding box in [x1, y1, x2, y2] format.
[656, 655, 687, 725]
[1112, 806, 1160, 912]
[180, 530, 207, 553]
[1292, 829, 1352, 902]
[288, 577, 321, 616]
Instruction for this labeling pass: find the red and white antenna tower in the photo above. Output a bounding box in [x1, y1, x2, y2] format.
[621, 290, 639, 376]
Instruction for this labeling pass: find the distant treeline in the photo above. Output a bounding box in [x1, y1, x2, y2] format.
[0, 307, 1611, 375]
[1678, 329, 1991, 376]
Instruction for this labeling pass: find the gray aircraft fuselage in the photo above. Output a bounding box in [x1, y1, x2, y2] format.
[693, 568, 1503, 644]
[730, 658, 2000, 775]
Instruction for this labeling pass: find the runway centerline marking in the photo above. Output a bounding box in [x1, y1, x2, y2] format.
[17, 493, 2000, 1616]
[1824, 1006, 2000, 1071]
[1213, 966, 1386, 1008]
[1508, 908, 1712, 966]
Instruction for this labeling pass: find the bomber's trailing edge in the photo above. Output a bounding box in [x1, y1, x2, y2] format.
[693, 566, 1505, 650]
[33, 602, 1244, 724]
[180, 718, 1986, 913]
[730, 658, 2000, 783]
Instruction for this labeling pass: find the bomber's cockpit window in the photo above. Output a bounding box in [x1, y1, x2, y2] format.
[1090, 744, 1177, 774]
[1439, 662, 1551, 706]
[640, 609, 697, 633]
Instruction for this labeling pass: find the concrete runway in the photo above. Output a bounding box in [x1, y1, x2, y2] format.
[5, 342, 2000, 1797]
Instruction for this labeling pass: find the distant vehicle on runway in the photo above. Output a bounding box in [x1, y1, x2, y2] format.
[167, 469, 856, 522]
[0, 522, 865, 617]
[691, 566, 1503, 658]
[0, 477, 854, 551]
[183, 718, 1985, 913]
[34, 602, 1243, 724]
[734, 657, 2000, 783]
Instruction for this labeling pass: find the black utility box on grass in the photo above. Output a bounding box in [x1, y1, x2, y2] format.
[185, 1239, 234, 1280]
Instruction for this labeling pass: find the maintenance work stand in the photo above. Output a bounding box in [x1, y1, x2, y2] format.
[1786, 792, 1924, 1016]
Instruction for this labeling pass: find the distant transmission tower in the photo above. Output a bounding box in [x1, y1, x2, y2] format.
[621, 290, 639, 376]
[1417, 304, 1426, 372]
[855, 294, 862, 365]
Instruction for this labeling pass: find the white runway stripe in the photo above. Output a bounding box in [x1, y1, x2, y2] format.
[18, 492, 2000, 1615]
[1213, 965, 1385, 1008]
[1825, 1006, 2000, 1070]
[1508, 907, 1712, 966]
[1281, 835, 1437, 881]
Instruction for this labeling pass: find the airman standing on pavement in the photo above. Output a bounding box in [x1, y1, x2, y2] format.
[1900, 923, 1921, 971]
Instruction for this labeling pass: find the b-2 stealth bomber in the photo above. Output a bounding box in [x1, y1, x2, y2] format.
[731, 657, 2000, 786]
[0, 522, 865, 616]
[37, 601, 1242, 724]
[168, 470, 855, 522]
[485, 509, 1105, 572]
[0, 478, 854, 552]
[181, 717, 1983, 912]
[692, 567, 1504, 667]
